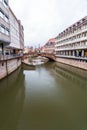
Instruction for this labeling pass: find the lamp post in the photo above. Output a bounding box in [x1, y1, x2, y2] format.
[38, 44, 40, 54]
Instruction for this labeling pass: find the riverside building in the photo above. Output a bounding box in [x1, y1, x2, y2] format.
[0, 0, 24, 55]
[43, 38, 55, 54]
[0, 0, 10, 54]
[55, 16, 87, 70]
[0, 0, 24, 80]
[6, 8, 24, 54]
[55, 16, 87, 58]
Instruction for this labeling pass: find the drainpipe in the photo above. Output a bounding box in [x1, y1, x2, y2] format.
[2, 43, 4, 60]
[2, 43, 3, 54]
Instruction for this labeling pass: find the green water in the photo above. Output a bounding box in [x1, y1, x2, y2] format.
[0, 62, 87, 130]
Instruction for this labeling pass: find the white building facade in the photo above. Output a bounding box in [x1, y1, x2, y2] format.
[0, 0, 10, 54]
[18, 20, 24, 50]
[7, 7, 23, 54]
[0, 0, 24, 55]
[55, 16, 87, 58]
[9, 8, 20, 49]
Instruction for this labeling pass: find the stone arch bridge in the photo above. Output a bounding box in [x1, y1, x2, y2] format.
[23, 53, 56, 61]
[40, 53, 56, 61]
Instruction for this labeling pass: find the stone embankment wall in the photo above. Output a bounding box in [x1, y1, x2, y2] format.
[56, 58, 87, 70]
[0, 58, 21, 80]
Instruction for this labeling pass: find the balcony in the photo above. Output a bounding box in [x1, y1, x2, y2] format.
[0, 2, 8, 16]
[56, 55, 87, 61]
[56, 27, 87, 43]
[56, 36, 87, 47]
[0, 54, 23, 61]
[55, 44, 87, 51]
[0, 32, 10, 44]
[0, 17, 10, 29]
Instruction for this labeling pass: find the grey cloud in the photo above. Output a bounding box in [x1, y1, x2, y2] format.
[9, 0, 87, 47]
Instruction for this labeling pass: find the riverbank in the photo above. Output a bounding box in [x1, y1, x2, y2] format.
[1, 55, 87, 80]
[0, 56, 22, 80]
[0, 56, 49, 80]
[56, 57, 87, 70]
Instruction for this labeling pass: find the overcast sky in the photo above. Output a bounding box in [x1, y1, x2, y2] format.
[9, 0, 87, 47]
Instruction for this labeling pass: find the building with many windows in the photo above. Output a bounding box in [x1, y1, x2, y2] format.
[0, 0, 24, 80]
[55, 16, 87, 58]
[18, 20, 24, 50]
[6, 7, 23, 54]
[0, 0, 10, 54]
[0, 0, 24, 55]
[55, 16, 87, 70]
[42, 38, 56, 54]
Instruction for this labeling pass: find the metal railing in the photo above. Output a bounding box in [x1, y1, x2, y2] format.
[56, 26, 87, 43]
[56, 55, 87, 61]
[0, 54, 23, 61]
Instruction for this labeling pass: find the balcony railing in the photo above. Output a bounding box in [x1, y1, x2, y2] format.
[0, 17, 10, 29]
[0, 32, 10, 43]
[56, 55, 87, 61]
[56, 26, 87, 43]
[0, 2, 8, 16]
[55, 45, 87, 51]
[56, 36, 87, 47]
[0, 54, 23, 61]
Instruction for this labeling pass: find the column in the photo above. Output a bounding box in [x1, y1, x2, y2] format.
[82, 50, 84, 57]
[73, 50, 75, 56]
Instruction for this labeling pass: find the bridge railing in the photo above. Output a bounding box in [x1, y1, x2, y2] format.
[41, 53, 56, 60]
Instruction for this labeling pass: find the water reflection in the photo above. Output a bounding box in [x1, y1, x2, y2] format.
[54, 62, 87, 87]
[16, 62, 87, 130]
[0, 67, 25, 130]
[0, 62, 87, 130]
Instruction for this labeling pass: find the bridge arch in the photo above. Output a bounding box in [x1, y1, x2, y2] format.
[40, 53, 56, 61]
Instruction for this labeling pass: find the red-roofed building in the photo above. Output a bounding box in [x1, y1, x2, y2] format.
[41, 38, 56, 54]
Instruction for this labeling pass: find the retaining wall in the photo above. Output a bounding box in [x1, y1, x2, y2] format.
[0, 58, 21, 80]
[56, 57, 87, 70]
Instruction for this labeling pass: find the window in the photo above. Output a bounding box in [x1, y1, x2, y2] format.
[5, 28, 9, 35]
[0, 25, 9, 35]
[3, 0, 8, 8]
[86, 42, 87, 45]
[4, 15, 9, 22]
[0, 9, 9, 22]
[0, 25, 5, 33]
[84, 33, 86, 37]
[0, 9, 4, 18]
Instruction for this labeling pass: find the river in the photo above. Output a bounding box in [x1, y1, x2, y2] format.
[0, 62, 87, 130]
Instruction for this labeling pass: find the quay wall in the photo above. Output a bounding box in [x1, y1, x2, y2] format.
[0, 58, 21, 80]
[56, 58, 87, 70]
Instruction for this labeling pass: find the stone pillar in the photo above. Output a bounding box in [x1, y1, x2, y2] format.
[73, 50, 75, 56]
[69, 51, 71, 56]
[76, 50, 79, 57]
[82, 50, 84, 57]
